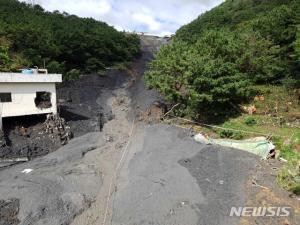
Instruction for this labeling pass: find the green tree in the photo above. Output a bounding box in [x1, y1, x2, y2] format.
[47, 60, 65, 74]
[174, 0, 299, 86]
[0, 0, 140, 76]
[147, 0, 300, 118]
[0, 44, 10, 70]
[64, 69, 80, 81]
[296, 28, 300, 62]
[237, 33, 283, 83]
[85, 58, 105, 73]
[145, 30, 252, 118]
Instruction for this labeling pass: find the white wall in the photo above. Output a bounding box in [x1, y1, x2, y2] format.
[0, 83, 58, 118]
[0, 73, 62, 83]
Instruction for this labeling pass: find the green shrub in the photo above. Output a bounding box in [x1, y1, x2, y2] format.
[276, 134, 300, 195]
[244, 117, 257, 126]
[219, 129, 244, 140]
[296, 28, 300, 63]
[280, 145, 299, 161]
[0, 45, 10, 66]
[47, 60, 65, 74]
[0, 37, 29, 72]
[64, 69, 80, 81]
[115, 61, 132, 71]
[85, 58, 105, 73]
[219, 130, 234, 138]
[277, 160, 300, 195]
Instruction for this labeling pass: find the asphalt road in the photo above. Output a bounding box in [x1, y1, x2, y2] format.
[112, 124, 259, 225]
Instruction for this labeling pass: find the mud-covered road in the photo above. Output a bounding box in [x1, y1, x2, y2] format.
[0, 36, 299, 225]
[0, 35, 165, 225]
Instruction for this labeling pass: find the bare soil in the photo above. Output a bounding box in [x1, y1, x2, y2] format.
[243, 159, 300, 225]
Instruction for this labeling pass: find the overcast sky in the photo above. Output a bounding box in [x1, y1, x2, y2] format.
[22, 0, 224, 36]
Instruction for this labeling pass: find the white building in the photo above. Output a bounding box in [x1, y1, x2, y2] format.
[0, 72, 62, 124]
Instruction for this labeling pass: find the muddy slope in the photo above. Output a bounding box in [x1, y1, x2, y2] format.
[57, 70, 128, 136]
[0, 35, 165, 161]
[0, 35, 166, 225]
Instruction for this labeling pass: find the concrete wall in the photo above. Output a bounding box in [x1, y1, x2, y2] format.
[0, 83, 58, 118]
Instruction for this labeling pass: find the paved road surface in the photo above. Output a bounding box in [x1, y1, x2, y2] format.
[112, 124, 259, 225]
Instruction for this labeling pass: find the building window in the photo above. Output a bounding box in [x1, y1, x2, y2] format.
[0, 93, 12, 103]
[35, 92, 52, 109]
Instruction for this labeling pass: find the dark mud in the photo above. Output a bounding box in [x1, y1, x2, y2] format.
[0, 35, 167, 225]
[1, 115, 61, 160]
[0, 35, 166, 161]
[127, 36, 164, 119]
[0, 199, 20, 225]
[0, 70, 129, 161]
[0, 132, 105, 225]
[0, 33, 165, 162]
[57, 70, 128, 136]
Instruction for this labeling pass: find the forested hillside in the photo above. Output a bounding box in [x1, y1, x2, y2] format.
[0, 0, 140, 78]
[145, 0, 300, 119]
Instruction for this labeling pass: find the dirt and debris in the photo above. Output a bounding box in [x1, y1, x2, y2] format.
[0, 130, 6, 147]
[18, 126, 30, 137]
[138, 101, 167, 123]
[44, 114, 73, 145]
[0, 114, 74, 162]
[243, 159, 300, 225]
[0, 199, 20, 225]
[35, 92, 52, 109]
[0, 35, 167, 225]
[0, 70, 128, 162]
[0, 115, 60, 161]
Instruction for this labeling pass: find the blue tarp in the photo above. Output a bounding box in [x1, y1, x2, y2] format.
[21, 69, 34, 74]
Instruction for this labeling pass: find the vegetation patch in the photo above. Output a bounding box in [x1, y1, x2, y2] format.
[145, 0, 300, 194]
[0, 0, 140, 78]
[164, 84, 300, 194]
[146, 0, 300, 120]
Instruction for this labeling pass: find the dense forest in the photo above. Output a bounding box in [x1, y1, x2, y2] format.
[0, 0, 140, 79]
[145, 0, 300, 119]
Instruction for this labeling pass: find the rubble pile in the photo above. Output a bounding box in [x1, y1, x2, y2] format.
[44, 114, 73, 145]
[139, 101, 167, 123]
[0, 199, 20, 225]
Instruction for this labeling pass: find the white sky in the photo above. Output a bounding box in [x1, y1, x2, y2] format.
[22, 0, 224, 36]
